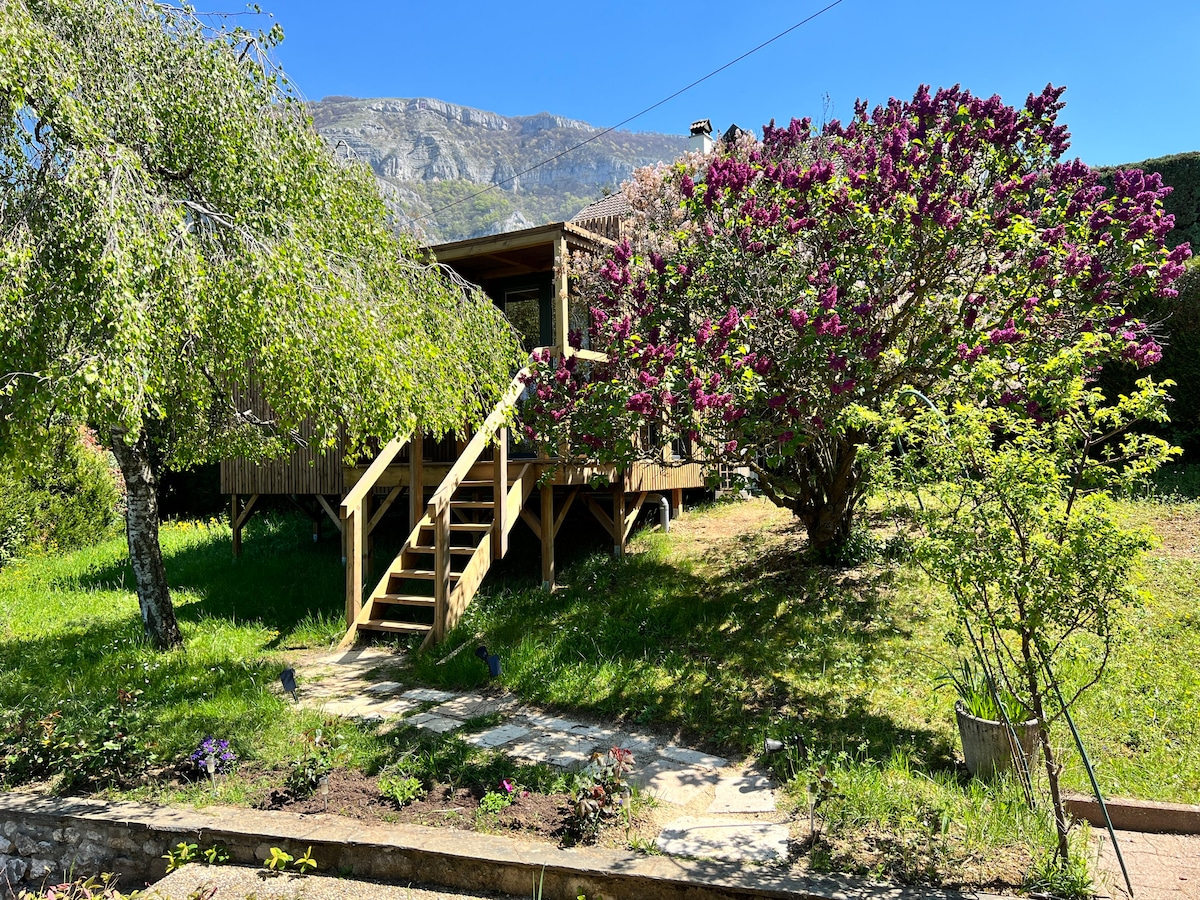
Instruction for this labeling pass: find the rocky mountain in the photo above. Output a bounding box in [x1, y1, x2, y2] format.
[309, 96, 688, 243]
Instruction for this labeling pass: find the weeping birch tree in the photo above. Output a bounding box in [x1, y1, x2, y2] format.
[0, 0, 521, 649]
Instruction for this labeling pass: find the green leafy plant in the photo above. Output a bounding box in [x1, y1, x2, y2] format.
[478, 789, 514, 816]
[286, 726, 345, 797]
[935, 659, 1028, 724]
[162, 841, 198, 873]
[293, 846, 318, 875]
[18, 873, 141, 899]
[201, 845, 229, 866]
[378, 771, 423, 807]
[262, 847, 293, 872]
[567, 747, 636, 839]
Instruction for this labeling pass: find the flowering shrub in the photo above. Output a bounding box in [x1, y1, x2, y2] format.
[190, 736, 237, 775]
[524, 84, 1190, 556]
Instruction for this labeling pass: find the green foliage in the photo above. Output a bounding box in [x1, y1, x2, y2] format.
[566, 748, 635, 840]
[0, 428, 120, 567]
[286, 727, 345, 797]
[934, 659, 1027, 724]
[378, 769, 423, 807]
[201, 845, 230, 866]
[293, 846, 318, 875]
[0, 690, 151, 791]
[17, 873, 142, 899]
[1101, 263, 1200, 460]
[162, 842, 198, 873]
[262, 847, 293, 872]
[0, 0, 522, 647]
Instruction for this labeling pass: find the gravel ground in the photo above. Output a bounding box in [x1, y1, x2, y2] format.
[145, 866, 528, 900]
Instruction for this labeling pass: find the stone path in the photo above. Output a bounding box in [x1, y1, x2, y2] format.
[295, 648, 789, 864]
[1095, 830, 1200, 900]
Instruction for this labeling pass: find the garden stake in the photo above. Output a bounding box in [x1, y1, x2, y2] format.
[1038, 648, 1133, 898]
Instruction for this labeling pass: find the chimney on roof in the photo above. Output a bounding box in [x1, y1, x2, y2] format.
[689, 119, 714, 155]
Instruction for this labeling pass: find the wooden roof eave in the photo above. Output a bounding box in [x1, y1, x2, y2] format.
[430, 221, 614, 264]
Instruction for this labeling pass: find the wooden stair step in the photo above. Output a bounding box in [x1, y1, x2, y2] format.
[393, 569, 464, 580]
[409, 544, 477, 555]
[358, 619, 432, 635]
[375, 593, 436, 607]
[450, 501, 498, 509]
[458, 480, 498, 487]
[418, 521, 491, 532]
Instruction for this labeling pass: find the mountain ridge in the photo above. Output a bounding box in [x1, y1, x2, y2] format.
[309, 95, 689, 243]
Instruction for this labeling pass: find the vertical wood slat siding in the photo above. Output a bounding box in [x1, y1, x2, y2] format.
[218, 382, 344, 495]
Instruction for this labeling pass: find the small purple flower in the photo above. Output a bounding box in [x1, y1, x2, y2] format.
[190, 736, 237, 774]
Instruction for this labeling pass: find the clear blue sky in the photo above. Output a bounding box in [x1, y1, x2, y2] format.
[260, 0, 1199, 167]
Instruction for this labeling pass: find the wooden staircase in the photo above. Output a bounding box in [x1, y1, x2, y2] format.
[338, 365, 536, 650]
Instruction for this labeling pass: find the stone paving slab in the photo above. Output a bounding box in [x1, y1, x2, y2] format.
[402, 688, 460, 703]
[708, 771, 778, 814]
[436, 695, 516, 720]
[656, 816, 790, 863]
[463, 722, 530, 749]
[660, 745, 729, 768]
[630, 758, 722, 806]
[291, 654, 786, 865]
[407, 713, 462, 734]
[1096, 829, 1200, 899]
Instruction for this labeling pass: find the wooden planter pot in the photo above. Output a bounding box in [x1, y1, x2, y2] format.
[955, 700, 1039, 780]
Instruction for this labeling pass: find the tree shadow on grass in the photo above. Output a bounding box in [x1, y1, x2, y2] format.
[61, 514, 346, 642]
[449, 522, 954, 773]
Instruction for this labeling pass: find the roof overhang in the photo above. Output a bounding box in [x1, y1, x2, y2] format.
[430, 222, 613, 284]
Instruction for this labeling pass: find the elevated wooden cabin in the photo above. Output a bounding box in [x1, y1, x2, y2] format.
[220, 214, 709, 649]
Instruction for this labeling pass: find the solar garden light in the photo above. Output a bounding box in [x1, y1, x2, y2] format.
[205, 752, 217, 791]
[319, 774, 329, 812]
[280, 667, 298, 701]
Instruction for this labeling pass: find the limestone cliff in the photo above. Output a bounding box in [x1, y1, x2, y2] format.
[309, 96, 687, 242]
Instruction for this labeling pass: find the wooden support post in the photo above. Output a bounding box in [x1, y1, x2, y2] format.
[493, 425, 508, 559]
[612, 486, 626, 558]
[231, 494, 241, 558]
[344, 503, 363, 630]
[409, 430, 424, 529]
[433, 503, 450, 642]
[315, 495, 343, 534]
[671, 487, 683, 519]
[553, 234, 570, 349]
[231, 493, 259, 558]
[540, 484, 554, 589]
[363, 490, 374, 587]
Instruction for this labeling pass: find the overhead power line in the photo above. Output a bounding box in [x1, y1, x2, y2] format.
[418, 0, 849, 223]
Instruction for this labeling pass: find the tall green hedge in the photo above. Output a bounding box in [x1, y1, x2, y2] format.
[0, 428, 122, 567]
[1095, 153, 1199, 460]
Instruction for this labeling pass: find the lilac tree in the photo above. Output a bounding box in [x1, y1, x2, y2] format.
[524, 85, 1189, 556]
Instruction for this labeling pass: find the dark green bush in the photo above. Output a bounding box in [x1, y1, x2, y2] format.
[0, 427, 122, 566]
[1099, 263, 1200, 460]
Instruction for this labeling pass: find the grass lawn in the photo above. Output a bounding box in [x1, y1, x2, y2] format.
[0, 478, 1196, 892]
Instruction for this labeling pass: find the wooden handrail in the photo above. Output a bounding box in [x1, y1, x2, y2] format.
[424, 345, 611, 520]
[341, 435, 410, 516]
[427, 369, 528, 518]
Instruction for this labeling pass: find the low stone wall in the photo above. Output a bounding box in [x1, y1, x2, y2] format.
[0, 793, 984, 900]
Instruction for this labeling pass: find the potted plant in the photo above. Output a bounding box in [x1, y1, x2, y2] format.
[937, 659, 1037, 780]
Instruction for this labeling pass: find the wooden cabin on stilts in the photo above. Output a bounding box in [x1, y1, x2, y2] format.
[219, 213, 710, 649]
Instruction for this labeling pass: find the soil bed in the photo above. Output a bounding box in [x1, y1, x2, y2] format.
[260, 769, 570, 843]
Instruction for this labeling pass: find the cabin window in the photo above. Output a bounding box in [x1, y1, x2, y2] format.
[500, 280, 553, 351]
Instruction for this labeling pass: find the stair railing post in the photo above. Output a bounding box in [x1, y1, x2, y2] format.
[343, 500, 363, 629]
[493, 425, 508, 559]
[433, 502, 450, 642]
